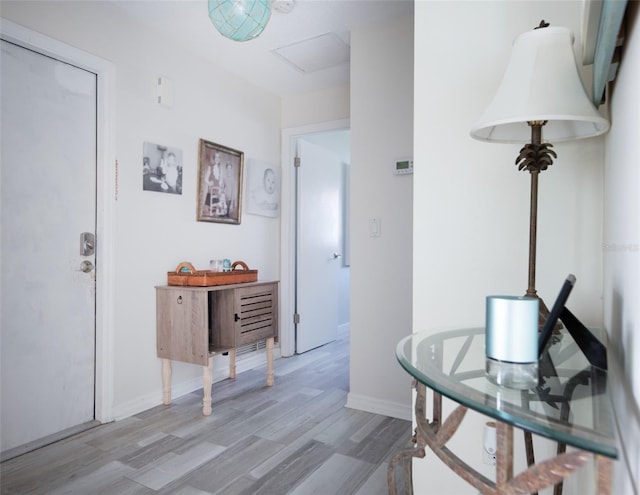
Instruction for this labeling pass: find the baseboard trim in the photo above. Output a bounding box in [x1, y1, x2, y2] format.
[338, 322, 350, 336]
[1, 420, 101, 462]
[345, 392, 411, 421]
[113, 347, 282, 420]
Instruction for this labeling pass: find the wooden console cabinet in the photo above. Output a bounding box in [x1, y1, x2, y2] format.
[155, 281, 278, 415]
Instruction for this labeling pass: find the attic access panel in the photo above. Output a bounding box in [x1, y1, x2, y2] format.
[272, 32, 350, 73]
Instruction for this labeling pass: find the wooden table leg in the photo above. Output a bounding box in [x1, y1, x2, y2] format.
[229, 349, 236, 379]
[202, 355, 213, 416]
[161, 358, 172, 405]
[266, 337, 274, 386]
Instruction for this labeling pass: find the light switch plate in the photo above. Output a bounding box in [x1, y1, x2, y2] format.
[369, 218, 381, 237]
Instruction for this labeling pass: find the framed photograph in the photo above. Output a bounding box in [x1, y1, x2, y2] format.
[246, 160, 280, 218]
[197, 139, 244, 224]
[142, 142, 183, 194]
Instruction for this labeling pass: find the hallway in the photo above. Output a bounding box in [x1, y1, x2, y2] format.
[1, 334, 411, 494]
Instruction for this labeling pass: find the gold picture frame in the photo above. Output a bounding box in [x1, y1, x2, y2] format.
[196, 139, 243, 224]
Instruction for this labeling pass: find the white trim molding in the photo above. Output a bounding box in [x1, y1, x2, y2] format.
[345, 392, 412, 421]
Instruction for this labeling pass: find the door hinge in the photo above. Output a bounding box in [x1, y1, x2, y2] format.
[294, 157, 301, 168]
[115, 159, 119, 201]
[293, 313, 300, 324]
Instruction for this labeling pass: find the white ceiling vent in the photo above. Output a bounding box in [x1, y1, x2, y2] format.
[272, 32, 350, 73]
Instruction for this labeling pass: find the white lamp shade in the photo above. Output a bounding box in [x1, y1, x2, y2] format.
[470, 26, 610, 143]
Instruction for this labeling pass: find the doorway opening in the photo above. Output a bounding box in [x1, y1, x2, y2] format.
[279, 119, 350, 359]
[294, 133, 350, 354]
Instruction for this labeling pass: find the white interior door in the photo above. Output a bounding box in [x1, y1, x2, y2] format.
[1, 40, 97, 454]
[295, 139, 342, 353]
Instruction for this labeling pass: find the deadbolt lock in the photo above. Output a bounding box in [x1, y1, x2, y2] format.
[80, 232, 95, 256]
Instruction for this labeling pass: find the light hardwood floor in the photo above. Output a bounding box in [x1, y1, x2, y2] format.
[1, 334, 412, 494]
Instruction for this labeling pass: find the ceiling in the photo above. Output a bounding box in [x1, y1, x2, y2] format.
[112, 0, 414, 98]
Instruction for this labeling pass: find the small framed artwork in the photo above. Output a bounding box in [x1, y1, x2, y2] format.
[197, 139, 244, 224]
[143, 142, 183, 194]
[246, 160, 280, 218]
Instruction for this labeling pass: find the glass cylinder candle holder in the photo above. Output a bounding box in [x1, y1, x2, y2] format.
[485, 295, 539, 389]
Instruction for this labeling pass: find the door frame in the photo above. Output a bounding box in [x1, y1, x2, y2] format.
[279, 118, 349, 357]
[1, 19, 116, 423]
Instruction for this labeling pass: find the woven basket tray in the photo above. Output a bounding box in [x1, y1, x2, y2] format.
[167, 261, 257, 287]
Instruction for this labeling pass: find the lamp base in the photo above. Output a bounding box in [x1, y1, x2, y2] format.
[486, 357, 538, 390]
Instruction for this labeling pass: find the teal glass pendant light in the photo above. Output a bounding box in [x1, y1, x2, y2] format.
[208, 0, 272, 42]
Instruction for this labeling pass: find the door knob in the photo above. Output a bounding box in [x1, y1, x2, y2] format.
[79, 260, 94, 273]
[332, 253, 342, 259]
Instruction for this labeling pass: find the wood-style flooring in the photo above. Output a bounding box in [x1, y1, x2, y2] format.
[1, 333, 412, 494]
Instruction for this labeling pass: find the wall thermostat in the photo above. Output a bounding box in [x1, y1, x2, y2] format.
[393, 158, 413, 175]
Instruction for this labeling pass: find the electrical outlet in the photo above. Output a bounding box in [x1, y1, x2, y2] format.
[482, 421, 497, 466]
[482, 447, 496, 466]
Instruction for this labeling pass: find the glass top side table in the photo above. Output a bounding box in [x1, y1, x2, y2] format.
[388, 327, 618, 495]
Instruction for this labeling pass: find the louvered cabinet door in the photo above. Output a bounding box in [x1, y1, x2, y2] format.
[234, 283, 278, 346]
[211, 282, 278, 349]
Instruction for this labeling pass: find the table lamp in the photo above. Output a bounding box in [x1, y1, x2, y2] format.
[470, 21, 610, 325]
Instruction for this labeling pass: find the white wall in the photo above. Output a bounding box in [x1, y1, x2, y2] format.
[281, 85, 349, 129]
[347, 14, 414, 419]
[603, 1, 640, 493]
[1, 2, 282, 419]
[414, 1, 610, 493]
